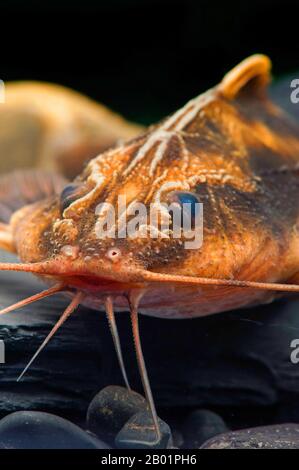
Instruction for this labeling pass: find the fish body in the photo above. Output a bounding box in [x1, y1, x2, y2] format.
[2, 56, 299, 318]
[0, 82, 143, 178]
[1, 55, 299, 440]
[2, 55, 299, 318]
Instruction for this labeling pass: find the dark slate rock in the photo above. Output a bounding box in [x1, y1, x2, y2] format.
[86, 385, 148, 445]
[99, 291, 299, 411]
[0, 411, 109, 449]
[275, 397, 299, 424]
[115, 411, 171, 449]
[201, 424, 299, 449]
[182, 409, 228, 448]
[2, 251, 299, 417]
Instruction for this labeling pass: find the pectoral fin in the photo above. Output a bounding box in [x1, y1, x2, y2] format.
[0, 169, 67, 253]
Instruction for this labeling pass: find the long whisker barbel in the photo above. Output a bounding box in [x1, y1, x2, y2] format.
[105, 296, 131, 390]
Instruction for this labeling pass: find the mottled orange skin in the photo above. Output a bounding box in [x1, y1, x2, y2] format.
[5, 55, 299, 318]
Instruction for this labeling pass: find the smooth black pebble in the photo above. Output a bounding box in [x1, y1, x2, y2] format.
[182, 409, 228, 448]
[115, 411, 171, 449]
[86, 385, 149, 444]
[0, 411, 109, 449]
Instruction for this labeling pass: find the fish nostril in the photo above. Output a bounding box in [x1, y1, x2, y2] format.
[106, 247, 122, 262]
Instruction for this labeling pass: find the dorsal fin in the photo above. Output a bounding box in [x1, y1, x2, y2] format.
[0, 169, 67, 223]
[218, 54, 271, 100]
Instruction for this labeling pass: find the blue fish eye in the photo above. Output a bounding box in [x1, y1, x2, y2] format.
[167, 191, 201, 230]
[170, 191, 201, 219]
[60, 184, 80, 213]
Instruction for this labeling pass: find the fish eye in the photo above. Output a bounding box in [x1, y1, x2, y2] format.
[168, 191, 201, 216]
[167, 191, 201, 229]
[173, 191, 201, 218]
[60, 184, 80, 213]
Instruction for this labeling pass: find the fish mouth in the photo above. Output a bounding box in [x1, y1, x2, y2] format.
[60, 274, 146, 297]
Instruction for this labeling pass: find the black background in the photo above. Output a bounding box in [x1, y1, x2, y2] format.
[1, 0, 299, 123]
